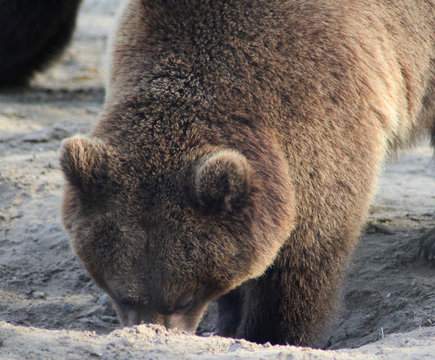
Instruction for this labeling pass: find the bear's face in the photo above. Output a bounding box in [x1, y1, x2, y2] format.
[60, 135, 293, 330]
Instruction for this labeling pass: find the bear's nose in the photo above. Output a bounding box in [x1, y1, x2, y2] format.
[122, 309, 195, 332]
[163, 313, 190, 331]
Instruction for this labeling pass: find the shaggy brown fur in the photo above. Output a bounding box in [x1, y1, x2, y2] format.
[0, 0, 82, 87]
[60, 0, 435, 346]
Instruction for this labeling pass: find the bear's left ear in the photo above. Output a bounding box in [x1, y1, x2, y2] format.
[60, 135, 111, 195]
[194, 150, 255, 214]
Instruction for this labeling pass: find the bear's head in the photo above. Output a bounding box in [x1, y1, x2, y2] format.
[60, 134, 295, 331]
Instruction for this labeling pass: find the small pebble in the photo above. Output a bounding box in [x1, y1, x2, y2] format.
[33, 291, 46, 299]
[229, 343, 243, 351]
[117, 339, 132, 347]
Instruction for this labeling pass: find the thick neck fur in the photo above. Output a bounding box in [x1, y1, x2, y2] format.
[108, 0, 434, 154]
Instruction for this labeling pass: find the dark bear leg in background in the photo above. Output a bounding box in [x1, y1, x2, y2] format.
[234, 270, 336, 346]
[215, 286, 245, 338]
[233, 234, 349, 347]
[0, 0, 82, 87]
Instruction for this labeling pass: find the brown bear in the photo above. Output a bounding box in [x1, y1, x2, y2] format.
[60, 0, 435, 346]
[0, 0, 82, 86]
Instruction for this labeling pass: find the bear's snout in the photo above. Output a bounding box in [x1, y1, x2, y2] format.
[119, 307, 199, 333]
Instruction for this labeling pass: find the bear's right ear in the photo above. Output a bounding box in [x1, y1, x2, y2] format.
[194, 150, 255, 214]
[60, 135, 111, 195]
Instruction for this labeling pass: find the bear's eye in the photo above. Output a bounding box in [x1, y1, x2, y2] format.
[173, 293, 195, 313]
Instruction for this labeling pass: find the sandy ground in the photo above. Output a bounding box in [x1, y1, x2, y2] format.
[0, 0, 434, 358]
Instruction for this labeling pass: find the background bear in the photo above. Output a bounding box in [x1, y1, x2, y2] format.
[60, 0, 434, 347]
[0, 0, 82, 86]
